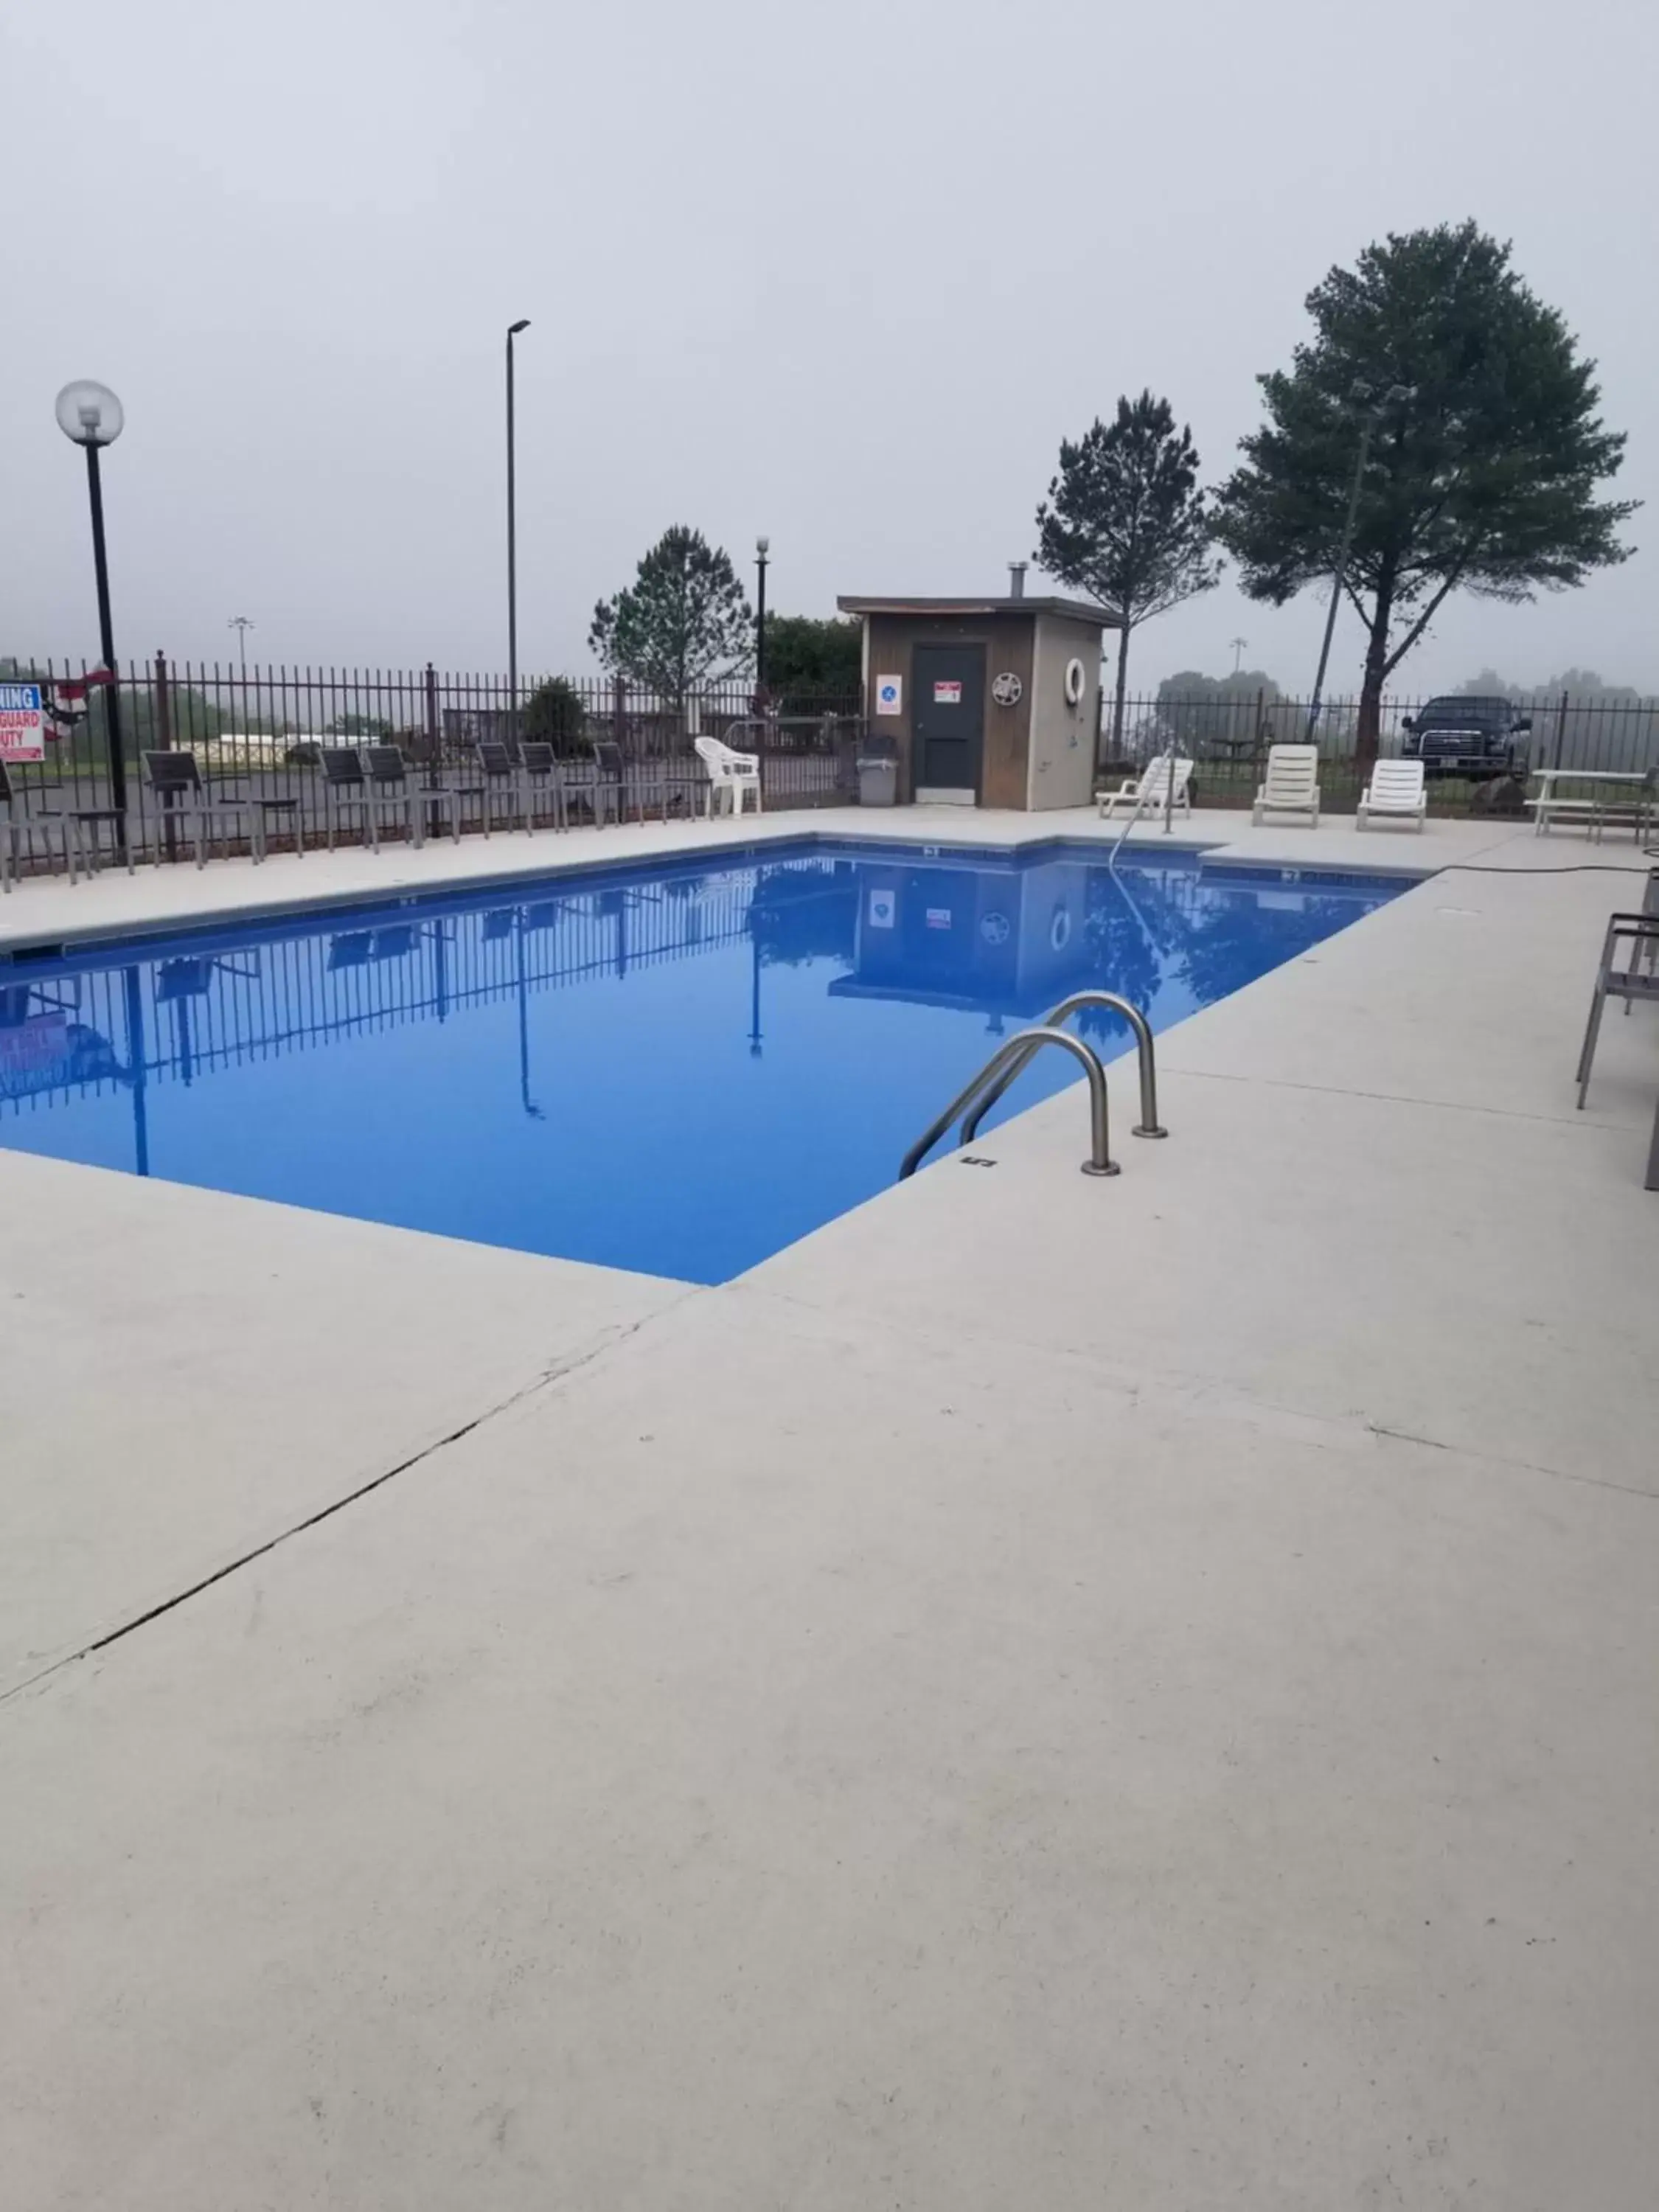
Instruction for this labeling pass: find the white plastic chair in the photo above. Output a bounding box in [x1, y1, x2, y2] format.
[694, 735, 762, 821]
[1252, 744, 1321, 827]
[1357, 757, 1426, 832]
[1096, 754, 1192, 821]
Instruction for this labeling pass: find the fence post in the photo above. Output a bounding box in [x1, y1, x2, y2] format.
[612, 675, 626, 752]
[423, 662, 439, 757]
[419, 662, 445, 837]
[1552, 689, 1570, 773]
[153, 650, 172, 750]
[152, 650, 177, 863]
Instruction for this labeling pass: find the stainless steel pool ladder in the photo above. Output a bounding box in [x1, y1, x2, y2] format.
[899, 990, 1167, 1182]
[1107, 751, 1191, 866]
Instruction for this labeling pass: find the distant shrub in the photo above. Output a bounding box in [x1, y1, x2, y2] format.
[523, 677, 586, 751]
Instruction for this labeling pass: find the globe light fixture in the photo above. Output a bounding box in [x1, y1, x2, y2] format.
[55, 379, 125, 448]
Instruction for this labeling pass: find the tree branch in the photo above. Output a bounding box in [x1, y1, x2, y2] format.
[1381, 560, 1471, 676]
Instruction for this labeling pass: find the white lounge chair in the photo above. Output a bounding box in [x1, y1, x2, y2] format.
[1357, 757, 1427, 832]
[1096, 754, 1192, 821]
[694, 734, 762, 821]
[1252, 744, 1321, 827]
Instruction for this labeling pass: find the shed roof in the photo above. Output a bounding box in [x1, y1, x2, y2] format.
[837, 594, 1119, 629]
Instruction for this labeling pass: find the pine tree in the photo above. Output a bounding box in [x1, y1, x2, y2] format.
[1214, 222, 1637, 770]
[589, 527, 754, 709]
[1034, 392, 1220, 761]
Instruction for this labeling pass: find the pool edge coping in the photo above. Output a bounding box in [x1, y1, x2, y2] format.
[0, 826, 1433, 965]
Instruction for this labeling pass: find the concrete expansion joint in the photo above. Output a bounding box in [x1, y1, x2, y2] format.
[1, 1305, 687, 1711]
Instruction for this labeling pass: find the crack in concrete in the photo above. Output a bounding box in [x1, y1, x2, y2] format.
[730, 1277, 1659, 1509]
[1, 1305, 691, 1709]
[1366, 1422, 1659, 1504]
[1161, 1062, 1642, 1132]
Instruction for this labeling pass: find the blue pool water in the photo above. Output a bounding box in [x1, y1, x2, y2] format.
[0, 840, 1407, 1282]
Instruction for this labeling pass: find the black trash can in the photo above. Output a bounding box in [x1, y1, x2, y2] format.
[857, 734, 899, 807]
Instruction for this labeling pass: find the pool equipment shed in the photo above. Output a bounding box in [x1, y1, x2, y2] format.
[838, 577, 1115, 810]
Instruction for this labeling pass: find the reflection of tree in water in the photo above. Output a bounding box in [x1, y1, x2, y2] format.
[1074, 866, 1188, 1043]
[749, 862, 858, 968]
[1177, 889, 1365, 1006]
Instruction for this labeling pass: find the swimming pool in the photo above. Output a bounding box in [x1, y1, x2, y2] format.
[0, 840, 1408, 1281]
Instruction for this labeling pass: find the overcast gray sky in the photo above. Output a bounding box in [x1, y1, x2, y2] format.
[4, 0, 1655, 698]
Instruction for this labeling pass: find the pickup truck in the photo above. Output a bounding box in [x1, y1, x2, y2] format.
[1399, 696, 1531, 781]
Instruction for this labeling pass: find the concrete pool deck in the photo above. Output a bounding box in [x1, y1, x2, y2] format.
[4, 805, 1658, 2208]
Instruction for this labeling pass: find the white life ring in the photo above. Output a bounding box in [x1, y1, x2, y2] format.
[1063, 657, 1087, 707]
[1049, 905, 1072, 952]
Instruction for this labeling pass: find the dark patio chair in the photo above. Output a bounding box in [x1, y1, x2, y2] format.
[143, 750, 303, 866]
[0, 757, 131, 886]
[1, 759, 69, 890]
[319, 748, 372, 849]
[452, 740, 528, 837]
[1576, 902, 1659, 1109]
[364, 745, 451, 848]
[591, 739, 667, 827]
[321, 745, 451, 851]
[517, 741, 568, 830]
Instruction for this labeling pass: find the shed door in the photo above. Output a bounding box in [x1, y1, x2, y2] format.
[913, 646, 985, 796]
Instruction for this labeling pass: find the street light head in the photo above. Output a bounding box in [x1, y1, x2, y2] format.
[508, 319, 530, 335]
[757, 535, 770, 557]
[55, 379, 124, 448]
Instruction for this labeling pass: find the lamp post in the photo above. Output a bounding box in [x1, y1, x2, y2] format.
[55, 380, 128, 857]
[1305, 384, 1412, 742]
[1228, 637, 1248, 768]
[229, 614, 254, 680]
[505, 319, 531, 754]
[754, 536, 770, 696]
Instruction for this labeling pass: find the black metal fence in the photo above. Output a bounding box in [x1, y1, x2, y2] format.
[1, 657, 860, 868]
[7, 653, 1657, 859]
[1113, 689, 1659, 811]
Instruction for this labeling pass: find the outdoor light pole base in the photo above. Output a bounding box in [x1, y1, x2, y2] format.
[1082, 1158, 1122, 1177]
[84, 442, 127, 858]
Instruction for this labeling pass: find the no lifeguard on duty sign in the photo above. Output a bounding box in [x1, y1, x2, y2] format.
[0, 684, 47, 764]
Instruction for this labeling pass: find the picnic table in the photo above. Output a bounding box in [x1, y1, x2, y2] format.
[1527, 766, 1656, 841]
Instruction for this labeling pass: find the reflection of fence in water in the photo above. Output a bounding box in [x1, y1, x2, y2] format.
[0, 869, 776, 1113]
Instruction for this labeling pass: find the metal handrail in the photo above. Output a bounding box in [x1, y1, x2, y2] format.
[962, 990, 1166, 1144]
[900, 1026, 1119, 1181]
[1107, 749, 1190, 866]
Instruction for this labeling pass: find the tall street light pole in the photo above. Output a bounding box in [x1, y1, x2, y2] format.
[506, 319, 531, 754]
[229, 614, 254, 681]
[56, 380, 128, 859]
[1228, 637, 1248, 762]
[754, 536, 770, 698]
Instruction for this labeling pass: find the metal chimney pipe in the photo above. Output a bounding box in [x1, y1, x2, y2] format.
[1008, 561, 1027, 599]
